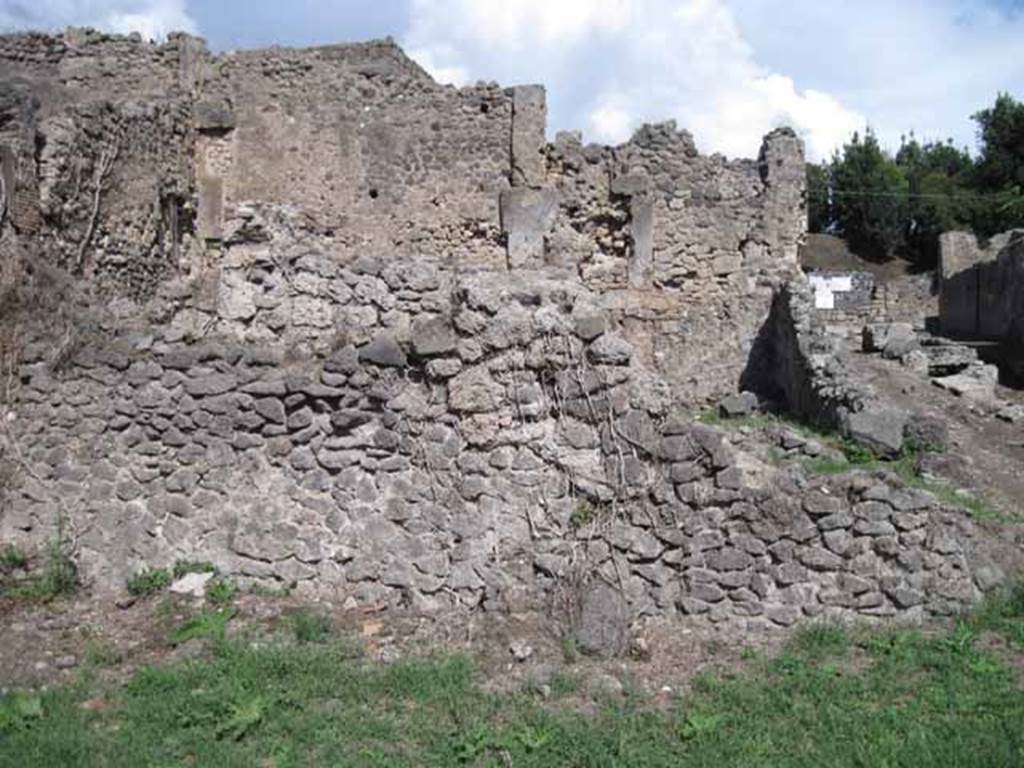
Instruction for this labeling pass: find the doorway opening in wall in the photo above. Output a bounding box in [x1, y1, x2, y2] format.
[976, 342, 1024, 390]
[369, 188, 379, 200]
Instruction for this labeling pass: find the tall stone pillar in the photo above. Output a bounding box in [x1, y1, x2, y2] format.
[758, 128, 806, 263]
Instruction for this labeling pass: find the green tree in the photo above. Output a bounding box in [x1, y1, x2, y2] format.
[831, 130, 910, 259]
[806, 162, 831, 233]
[970, 93, 1024, 234]
[973, 93, 1024, 191]
[895, 136, 974, 265]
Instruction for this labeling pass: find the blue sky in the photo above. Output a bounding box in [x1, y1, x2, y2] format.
[1, 0, 1022, 160]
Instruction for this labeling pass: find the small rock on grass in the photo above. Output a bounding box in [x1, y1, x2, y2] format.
[169, 571, 214, 598]
[509, 640, 534, 663]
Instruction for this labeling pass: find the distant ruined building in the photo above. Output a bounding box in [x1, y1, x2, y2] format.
[0, 30, 1001, 634]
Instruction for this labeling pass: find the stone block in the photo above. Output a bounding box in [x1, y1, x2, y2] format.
[718, 391, 758, 418]
[195, 99, 235, 131]
[358, 334, 407, 368]
[629, 197, 654, 287]
[510, 85, 546, 188]
[588, 334, 633, 365]
[499, 187, 559, 269]
[0, 144, 14, 222]
[411, 316, 457, 357]
[843, 405, 906, 457]
[576, 583, 631, 658]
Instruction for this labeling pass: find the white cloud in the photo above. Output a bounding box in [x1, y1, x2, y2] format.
[103, 0, 196, 40]
[409, 0, 631, 51]
[588, 98, 633, 144]
[728, 0, 1024, 155]
[403, 0, 865, 160]
[0, 0, 197, 41]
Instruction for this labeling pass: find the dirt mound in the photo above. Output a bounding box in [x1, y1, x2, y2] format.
[800, 234, 916, 282]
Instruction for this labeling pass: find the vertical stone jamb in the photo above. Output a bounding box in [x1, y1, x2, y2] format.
[510, 85, 546, 189]
[503, 85, 556, 268]
[611, 171, 654, 288]
[628, 197, 654, 288]
[194, 99, 234, 244]
[938, 231, 985, 337]
[0, 144, 13, 229]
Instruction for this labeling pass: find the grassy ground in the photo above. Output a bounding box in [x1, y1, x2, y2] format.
[2, 587, 1023, 767]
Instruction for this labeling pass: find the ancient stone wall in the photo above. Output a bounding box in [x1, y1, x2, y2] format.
[0, 30, 806, 403]
[0, 262, 986, 625]
[540, 124, 805, 402]
[1, 30, 201, 297]
[939, 229, 1024, 343]
[194, 41, 515, 267]
[6, 31, 997, 629]
[745, 282, 924, 457]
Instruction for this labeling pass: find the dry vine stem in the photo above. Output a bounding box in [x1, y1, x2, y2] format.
[0, 170, 7, 232]
[76, 141, 121, 274]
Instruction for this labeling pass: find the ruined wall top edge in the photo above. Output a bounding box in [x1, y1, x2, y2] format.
[0, 29, 802, 163]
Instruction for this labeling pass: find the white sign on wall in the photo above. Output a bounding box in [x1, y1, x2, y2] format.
[809, 275, 853, 310]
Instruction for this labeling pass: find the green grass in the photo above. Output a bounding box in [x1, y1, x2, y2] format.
[968, 581, 1024, 646]
[3, 534, 77, 604]
[173, 560, 217, 578]
[0, 544, 27, 571]
[207, 577, 237, 606]
[170, 607, 237, 646]
[1, 593, 1022, 767]
[126, 568, 172, 597]
[289, 607, 333, 644]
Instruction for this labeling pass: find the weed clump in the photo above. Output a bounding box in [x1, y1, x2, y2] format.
[0, 544, 27, 571]
[6, 514, 77, 603]
[207, 578, 237, 606]
[127, 568, 172, 597]
[290, 608, 332, 645]
[173, 560, 217, 578]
